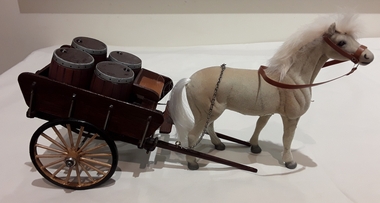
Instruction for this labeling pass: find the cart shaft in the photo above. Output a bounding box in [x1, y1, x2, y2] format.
[156, 140, 257, 173]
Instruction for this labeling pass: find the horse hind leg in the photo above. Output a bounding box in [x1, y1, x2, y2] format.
[186, 113, 225, 169]
[207, 122, 225, 150]
[249, 115, 271, 154]
[186, 120, 207, 170]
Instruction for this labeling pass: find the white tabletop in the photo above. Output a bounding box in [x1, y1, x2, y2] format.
[1, 38, 379, 203]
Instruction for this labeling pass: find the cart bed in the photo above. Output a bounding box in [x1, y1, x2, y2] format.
[18, 65, 166, 141]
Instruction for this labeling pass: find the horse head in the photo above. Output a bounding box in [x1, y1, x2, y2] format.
[324, 23, 374, 66]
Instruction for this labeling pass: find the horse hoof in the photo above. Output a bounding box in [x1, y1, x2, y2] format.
[214, 143, 226, 151]
[251, 145, 262, 154]
[285, 161, 297, 169]
[187, 162, 199, 170]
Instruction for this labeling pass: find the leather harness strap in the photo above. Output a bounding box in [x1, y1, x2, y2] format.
[258, 65, 357, 89]
[322, 59, 345, 67]
[258, 34, 367, 89]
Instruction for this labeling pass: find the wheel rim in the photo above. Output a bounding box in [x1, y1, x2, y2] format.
[30, 119, 118, 189]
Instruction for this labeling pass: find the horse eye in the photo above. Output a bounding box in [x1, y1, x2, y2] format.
[337, 41, 346, 47]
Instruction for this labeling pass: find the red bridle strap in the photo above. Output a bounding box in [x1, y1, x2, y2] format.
[323, 34, 367, 64]
[257, 34, 367, 89]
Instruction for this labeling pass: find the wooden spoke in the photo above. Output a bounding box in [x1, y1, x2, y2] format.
[75, 165, 82, 185]
[75, 126, 85, 149]
[66, 124, 74, 148]
[35, 143, 67, 154]
[77, 133, 98, 153]
[81, 153, 112, 158]
[52, 126, 69, 149]
[64, 167, 73, 184]
[79, 163, 94, 182]
[35, 154, 67, 158]
[41, 158, 65, 169]
[51, 163, 66, 177]
[80, 157, 112, 168]
[41, 133, 66, 151]
[81, 161, 107, 176]
[80, 143, 108, 154]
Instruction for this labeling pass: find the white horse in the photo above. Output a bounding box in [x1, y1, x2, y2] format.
[169, 14, 374, 170]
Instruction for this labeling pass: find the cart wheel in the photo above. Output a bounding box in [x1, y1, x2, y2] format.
[30, 119, 118, 190]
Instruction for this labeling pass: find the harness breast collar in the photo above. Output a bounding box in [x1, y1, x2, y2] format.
[258, 34, 368, 89]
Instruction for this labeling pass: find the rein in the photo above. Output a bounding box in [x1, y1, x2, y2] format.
[258, 34, 367, 89]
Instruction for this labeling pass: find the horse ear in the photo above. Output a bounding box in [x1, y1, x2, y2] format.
[327, 23, 336, 35]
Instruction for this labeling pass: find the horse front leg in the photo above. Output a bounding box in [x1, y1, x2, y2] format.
[281, 116, 300, 169]
[250, 115, 272, 154]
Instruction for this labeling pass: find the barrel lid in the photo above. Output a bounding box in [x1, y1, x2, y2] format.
[95, 61, 134, 83]
[109, 51, 142, 70]
[71, 36, 107, 55]
[52, 48, 94, 69]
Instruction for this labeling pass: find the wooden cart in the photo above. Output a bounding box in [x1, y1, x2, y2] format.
[18, 63, 257, 190]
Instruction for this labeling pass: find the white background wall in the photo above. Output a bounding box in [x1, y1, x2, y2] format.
[1, 0, 379, 74]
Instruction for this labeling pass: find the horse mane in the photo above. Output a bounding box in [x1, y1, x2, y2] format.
[266, 13, 362, 80]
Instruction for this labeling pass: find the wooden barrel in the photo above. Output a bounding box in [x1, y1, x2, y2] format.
[49, 48, 94, 88]
[71, 36, 107, 64]
[90, 61, 134, 101]
[108, 51, 142, 77]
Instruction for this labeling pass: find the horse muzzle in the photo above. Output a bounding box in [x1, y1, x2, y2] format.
[358, 50, 374, 66]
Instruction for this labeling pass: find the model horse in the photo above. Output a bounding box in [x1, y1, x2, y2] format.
[169, 14, 374, 170]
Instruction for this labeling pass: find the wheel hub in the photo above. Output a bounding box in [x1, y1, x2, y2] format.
[65, 157, 76, 167]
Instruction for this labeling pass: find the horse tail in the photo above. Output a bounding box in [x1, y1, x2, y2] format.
[168, 78, 194, 147]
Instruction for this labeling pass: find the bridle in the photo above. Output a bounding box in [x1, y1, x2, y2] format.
[258, 34, 368, 89]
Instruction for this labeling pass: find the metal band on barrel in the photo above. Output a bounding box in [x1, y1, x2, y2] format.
[94, 66, 134, 83]
[53, 49, 94, 70]
[108, 51, 142, 70]
[72, 43, 107, 55]
[71, 37, 107, 55]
